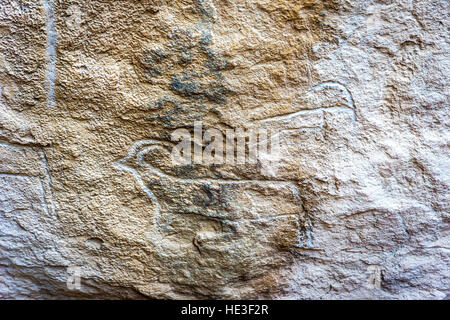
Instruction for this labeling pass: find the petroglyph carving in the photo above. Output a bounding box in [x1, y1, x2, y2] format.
[256, 82, 356, 131]
[0, 142, 55, 216]
[116, 140, 308, 249]
[1, 0, 448, 300]
[116, 81, 356, 250]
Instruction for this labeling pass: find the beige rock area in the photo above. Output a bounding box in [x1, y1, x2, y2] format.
[0, 0, 448, 299]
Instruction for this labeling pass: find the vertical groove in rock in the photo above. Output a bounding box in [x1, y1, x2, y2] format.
[43, 0, 57, 108]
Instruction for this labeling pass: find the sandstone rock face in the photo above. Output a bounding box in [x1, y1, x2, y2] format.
[0, 0, 448, 299]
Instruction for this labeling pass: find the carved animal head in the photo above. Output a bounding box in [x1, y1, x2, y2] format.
[117, 139, 174, 175]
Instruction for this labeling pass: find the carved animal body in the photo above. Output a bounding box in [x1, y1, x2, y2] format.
[117, 82, 356, 251]
[117, 139, 306, 250]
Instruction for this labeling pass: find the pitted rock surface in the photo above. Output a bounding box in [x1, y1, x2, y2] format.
[0, 0, 448, 299]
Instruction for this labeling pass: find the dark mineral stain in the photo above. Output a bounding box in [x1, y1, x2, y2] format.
[170, 74, 203, 98]
[194, 0, 215, 20]
[142, 27, 233, 130]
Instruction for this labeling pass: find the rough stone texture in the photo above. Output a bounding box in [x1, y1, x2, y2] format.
[0, 0, 449, 299]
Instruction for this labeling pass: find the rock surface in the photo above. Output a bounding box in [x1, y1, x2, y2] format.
[0, 0, 449, 299]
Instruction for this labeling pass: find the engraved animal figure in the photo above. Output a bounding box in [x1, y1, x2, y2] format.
[0, 141, 55, 216]
[116, 140, 306, 250]
[116, 82, 356, 251]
